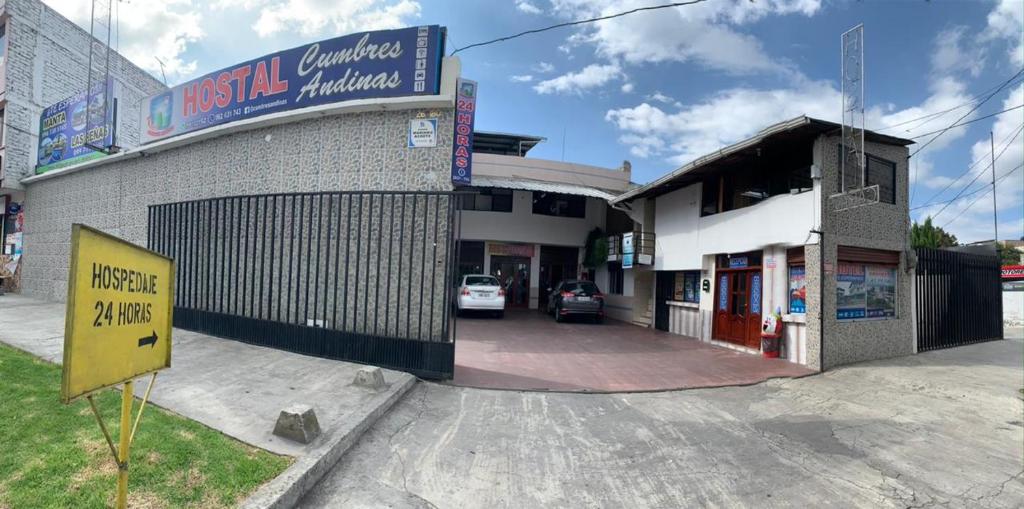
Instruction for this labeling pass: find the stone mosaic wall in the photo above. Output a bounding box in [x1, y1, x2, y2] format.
[813, 135, 914, 369]
[23, 108, 457, 341]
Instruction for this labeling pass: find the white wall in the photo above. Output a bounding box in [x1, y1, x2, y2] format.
[1005, 291, 1024, 325]
[654, 182, 817, 270]
[460, 191, 606, 247]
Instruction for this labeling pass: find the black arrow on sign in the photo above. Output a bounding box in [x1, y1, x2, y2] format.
[137, 331, 158, 348]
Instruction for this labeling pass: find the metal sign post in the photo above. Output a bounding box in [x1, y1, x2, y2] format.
[62, 224, 174, 508]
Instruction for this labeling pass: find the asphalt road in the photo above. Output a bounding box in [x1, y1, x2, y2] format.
[301, 331, 1024, 508]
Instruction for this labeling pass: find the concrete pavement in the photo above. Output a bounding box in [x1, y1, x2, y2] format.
[302, 331, 1024, 508]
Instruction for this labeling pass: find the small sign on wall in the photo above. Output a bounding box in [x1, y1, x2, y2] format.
[408, 118, 438, 148]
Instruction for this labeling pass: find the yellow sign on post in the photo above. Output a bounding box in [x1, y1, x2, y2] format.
[62, 224, 174, 402]
[61, 224, 174, 509]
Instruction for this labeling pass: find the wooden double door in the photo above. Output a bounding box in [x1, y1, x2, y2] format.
[712, 269, 763, 349]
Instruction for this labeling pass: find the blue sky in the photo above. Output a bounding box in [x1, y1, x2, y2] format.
[44, 0, 1023, 243]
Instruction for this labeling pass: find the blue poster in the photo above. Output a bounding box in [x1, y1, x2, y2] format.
[451, 78, 476, 186]
[622, 232, 634, 269]
[865, 265, 896, 318]
[718, 274, 728, 311]
[729, 256, 748, 268]
[750, 273, 762, 315]
[36, 78, 115, 174]
[140, 25, 444, 144]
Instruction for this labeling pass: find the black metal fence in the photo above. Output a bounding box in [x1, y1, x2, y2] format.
[147, 191, 461, 379]
[915, 247, 1003, 352]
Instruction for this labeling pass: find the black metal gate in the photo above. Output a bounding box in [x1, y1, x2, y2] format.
[147, 191, 461, 379]
[915, 247, 1003, 352]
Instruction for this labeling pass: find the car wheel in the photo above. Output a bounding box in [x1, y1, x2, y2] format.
[554, 305, 564, 322]
[496, 311, 504, 319]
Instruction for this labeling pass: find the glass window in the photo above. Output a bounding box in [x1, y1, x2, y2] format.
[867, 155, 896, 204]
[461, 188, 513, 212]
[673, 271, 700, 303]
[532, 192, 586, 218]
[562, 281, 600, 295]
[464, 275, 499, 286]
[836, 263, 897, 320]
[608, 262, 624, 295]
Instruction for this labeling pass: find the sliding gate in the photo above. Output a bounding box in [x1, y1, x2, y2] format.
[147, 191, 461, 379]
[915, 247, 1003, 352]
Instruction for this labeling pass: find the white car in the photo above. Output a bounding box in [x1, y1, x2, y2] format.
[456, 274, 506, 318]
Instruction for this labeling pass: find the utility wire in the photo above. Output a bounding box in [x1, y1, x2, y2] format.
[912, 162, 1022, 211]
[450, 0, 707, 55]
[907, 103, 1023, 140]
[876, 72, 1024, 133]
[931, 123, 1024, 220]
[909, 67, 1024, 158]
[940, 163, 1023, 229]
[914, 123, 1023, 210]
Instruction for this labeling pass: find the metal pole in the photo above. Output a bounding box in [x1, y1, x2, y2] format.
[116, 380, 133, 509]
[991, 131, 998, 242]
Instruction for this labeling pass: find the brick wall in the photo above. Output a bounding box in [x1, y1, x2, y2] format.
[1, 0, 166, 185]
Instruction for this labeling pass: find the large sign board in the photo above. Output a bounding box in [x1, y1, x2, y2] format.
[1002, 265, 1024, 280]
[36, 78, 116, 175]
[61, 224, 174, 403]
[140, 25, 444, 144]
[451, 78, 476, 186]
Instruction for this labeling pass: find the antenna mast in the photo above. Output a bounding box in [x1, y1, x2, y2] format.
[85, 0, 115, 153]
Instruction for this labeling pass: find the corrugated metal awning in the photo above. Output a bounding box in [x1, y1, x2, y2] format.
[470, 175, 617, 201]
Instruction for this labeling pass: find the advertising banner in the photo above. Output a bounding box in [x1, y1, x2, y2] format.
[836, 263, 866, 319]
[788, 265, 806, 314]
[865, 265, 896, 318]
[140, 25, 444, 144]
[36, 78, 116, 175]
[451, 78, 476, 186]
[622, 232, 634, 268]
[408, 117, 438, 148]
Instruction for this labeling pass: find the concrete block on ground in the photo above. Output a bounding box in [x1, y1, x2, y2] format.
[273, 405, 322, 444]
[353, 366, 387, 390]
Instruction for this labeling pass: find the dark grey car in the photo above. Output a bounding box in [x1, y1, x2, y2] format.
[546, 280, 605, 323]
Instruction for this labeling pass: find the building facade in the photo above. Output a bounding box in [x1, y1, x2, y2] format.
[0, 0, 166, 290]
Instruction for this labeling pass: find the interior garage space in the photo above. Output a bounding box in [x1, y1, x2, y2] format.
[450, 310, 815, 392]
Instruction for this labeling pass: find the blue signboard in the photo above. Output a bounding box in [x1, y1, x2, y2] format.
[729, 256, 748, 269]
[36, 78, 116, 174]
[451, 78, 476, 186]
[140, 25, 445, 144]
[622, 232, 635, 269]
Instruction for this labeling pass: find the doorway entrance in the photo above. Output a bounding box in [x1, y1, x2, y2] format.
[712, 260, 763, 349]
[539, 245, 578, 311]
[491, 255, 530, 308]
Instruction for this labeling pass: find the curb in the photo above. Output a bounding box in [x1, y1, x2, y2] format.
[240, 374, 419, 509]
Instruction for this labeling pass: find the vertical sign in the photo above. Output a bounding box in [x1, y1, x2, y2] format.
[451, 78, 477, 186]
[788, 265, 806, 313]
[622, 232, 634, 269]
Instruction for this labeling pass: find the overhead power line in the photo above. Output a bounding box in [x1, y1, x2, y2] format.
[912, 162, 1022, 211]
[940, 163, 1023, 229]
[907, 103, 1024, 140]
[875, 72, 1024, 134]
[931, 122, 1024, 221]
[914, 123, 1024, 210]
[450, 0, 707, 55]
[909, 67, 1024, 158]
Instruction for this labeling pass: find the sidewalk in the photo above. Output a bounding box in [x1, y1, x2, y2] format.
[0, 293, 418, 507]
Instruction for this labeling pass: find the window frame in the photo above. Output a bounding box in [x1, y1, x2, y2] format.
[836, 146, 898, 205]
[461, 187, 513, 213]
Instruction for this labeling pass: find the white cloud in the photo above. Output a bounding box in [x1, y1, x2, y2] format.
[646, 91, 678, 105]
[532, 61, 555, 73]
[620, 82, 635, 93]
[44, 0, 202, 80]
[930, 84, 1024, 243]
[984, 0, 1024, 67]
[550, 0, 820, 75]
[248, 0, 421, 38]
[510, 74, 534, 83]
[605, 77, 841, 165]
[515, 0, 543, 15]
[534, 62, 622, 95]
[931, 26, 985, 77]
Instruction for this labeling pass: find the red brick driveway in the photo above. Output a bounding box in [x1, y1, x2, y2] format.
[451, 310, 815, 392]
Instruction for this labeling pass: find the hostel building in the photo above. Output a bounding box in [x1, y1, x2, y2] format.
[8, 13, 920, 376]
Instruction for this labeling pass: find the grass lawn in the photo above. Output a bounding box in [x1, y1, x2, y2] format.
[0, 344, 291, 508]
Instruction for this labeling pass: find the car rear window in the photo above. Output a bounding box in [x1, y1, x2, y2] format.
[563, 282, 599, 295]
[465, 276, 499, 286]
